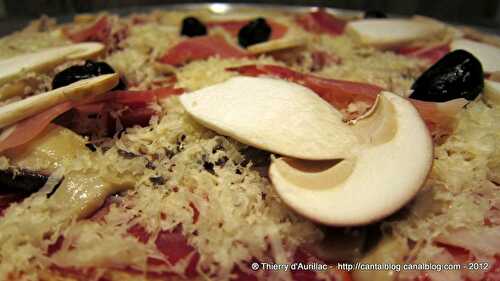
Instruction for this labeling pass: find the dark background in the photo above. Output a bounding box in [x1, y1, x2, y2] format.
[1, 0, 499, 35]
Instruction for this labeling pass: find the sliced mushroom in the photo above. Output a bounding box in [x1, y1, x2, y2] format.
[246, 36, 306, 55]
[269, 92, 433, 226]
[0, 73, 118, 129]
[0, 42, 105, 86]
[180, 76, 358, 160]
[346, 19, 443, 49]
[483, 79, 500, 106]
[451, 39, 500, 73]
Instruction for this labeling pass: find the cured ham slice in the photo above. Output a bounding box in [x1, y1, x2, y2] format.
[158, 35, 248, 66]
[228, 64, 466, 140]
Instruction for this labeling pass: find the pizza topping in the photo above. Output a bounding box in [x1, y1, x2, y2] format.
[0, 103, 73, 153]
[60, 87, 183, 137]
[363, 10, 387, 19]
[158, 35, 248, 66]
[4, 124, 91, 173]
[451, 38, 500, 73]
[296, 9, 346, 36]
[246, 36, 307, 56]
[3, 124, 135, 218]
[346, 18, 444, 49]
[207, 18, 287, 40]
[66, 16, 111, 43]
[238, 18, 272, 48]
[1, 8, 498, 281]
[228, 64, 466, 141]
[0, 168, 48, 194]
[436, 227, 500, 259]
[227, 64, 383, 105]
[180, 16, 207, 37]
[395, 43, 450, 64]
[0, 74, 118, 129]
[52, 60, 126, 90]
[182, 76, 433, 224]
[180, 76, 357, 160]
[0, 42, 104, 86]
[410, 50, 484, 102]
[269, 92, 433, 225]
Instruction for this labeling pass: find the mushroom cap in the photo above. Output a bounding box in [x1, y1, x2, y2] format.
[269, 92, 433, 226]
[0, 73, 118, 129]
[0, 42, 105, 85]
[346, 19, 443, 49]
[180, 76, 358, 160]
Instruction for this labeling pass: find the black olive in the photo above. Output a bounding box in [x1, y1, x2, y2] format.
[409, 50, 484, 102]
[181, 17, 207, 37]
[363, 10, 387, 18]
[52, 60, 126, 90]
[238, 18, 271, 48]
[0, 168, 48, 194]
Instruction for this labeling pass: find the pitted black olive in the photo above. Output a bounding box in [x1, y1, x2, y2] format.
[181, 17, 207, 37]
[364, 10, 387, 18]
[409, 50, 484, 102]
[52, 60, 126, 90]
[238, 18, 271, 48]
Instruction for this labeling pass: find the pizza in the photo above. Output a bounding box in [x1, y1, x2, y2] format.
[0, 5, 499, 281]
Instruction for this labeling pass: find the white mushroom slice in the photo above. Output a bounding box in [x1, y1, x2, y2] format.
[451, 39, 500, 73]
[346, 19, 443, 49]
[0, 42, 105, 85]
[0, 73, 118, 129]
[483, 80, 500, 106]
[247, 36, 306, 54]
[180, 76, 358, 160]
[269, 92, 433, 226]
